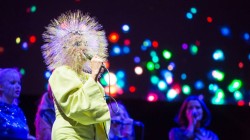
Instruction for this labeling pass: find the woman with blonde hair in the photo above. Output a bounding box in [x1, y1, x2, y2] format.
[41, 10, 110, 140]
[0, 68, 35, 140]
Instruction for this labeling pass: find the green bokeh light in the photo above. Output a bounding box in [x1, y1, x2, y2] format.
[146, 61, 155, 71]
[190, 44, 198, 55]
[228, 79, 242, 92]
[20, 68, 25, 76]
[162, 50, 172, 60]
[31, 5, 37, 13]
[182, 84, 191, 95]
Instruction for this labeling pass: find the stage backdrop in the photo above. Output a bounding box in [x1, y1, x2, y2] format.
[1, 1, 250, 138]
[1, 0, 250, 105]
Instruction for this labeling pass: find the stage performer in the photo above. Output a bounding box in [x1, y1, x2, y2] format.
[41, 10, 110, 140]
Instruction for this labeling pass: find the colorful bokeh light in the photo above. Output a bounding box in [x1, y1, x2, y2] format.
[108, 32, 120, 43]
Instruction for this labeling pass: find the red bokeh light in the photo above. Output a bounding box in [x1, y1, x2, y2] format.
[29, 35, 36, 43]
[195, 40, 200, 46]
[104, 61, 110, 69]
[238, 62, 244, 69]
[237, 100, 245, 106]
[124, 39, 131, 46]
[207, 16, 213, 23]
[152, 41, 159, 48]
[172, 83, 181, 94]
[0, 46, 4, 54]
[108, 32, 119, 43]
[129, 86, 136, 93]
[26, 8, 31, 13]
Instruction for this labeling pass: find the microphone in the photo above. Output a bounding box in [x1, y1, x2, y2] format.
[111, 119, 144, 127]
[192, 112, 198, 118]
[83, 52, 94, 61]
[83, 52, 106, 81]
[83, 52, 106, 69]
[192, 112, 198, 125]
[133, 120, 144, 127]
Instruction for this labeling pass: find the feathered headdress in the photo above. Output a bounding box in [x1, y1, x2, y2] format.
[41, 10, 108, 74]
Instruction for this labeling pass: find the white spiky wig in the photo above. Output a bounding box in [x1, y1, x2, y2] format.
[41, 10, 108, 74]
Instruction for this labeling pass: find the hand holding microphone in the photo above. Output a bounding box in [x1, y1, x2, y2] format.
[89, 55, 105, 81]
[192, 112, 198, 126]
[187, 111, 199, 129]
[186, 111, 199, 135]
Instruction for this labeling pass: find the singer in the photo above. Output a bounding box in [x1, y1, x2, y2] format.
[41, 10, 110, 140]
[169, 95, 219, 140]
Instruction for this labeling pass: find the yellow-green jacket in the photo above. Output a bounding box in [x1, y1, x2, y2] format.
[49, 66, 110, 140]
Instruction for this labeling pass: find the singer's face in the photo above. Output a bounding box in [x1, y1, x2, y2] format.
[186, 100, 203, 121]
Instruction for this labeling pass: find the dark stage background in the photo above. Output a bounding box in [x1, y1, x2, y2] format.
[1, 0, 250, 104]
[1, 0, 250, 139]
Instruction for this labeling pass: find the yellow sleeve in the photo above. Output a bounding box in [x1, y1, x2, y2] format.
[49, 66, 110, 125]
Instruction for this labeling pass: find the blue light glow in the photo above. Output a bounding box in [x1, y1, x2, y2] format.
[122, 24, 130, 33]
[194, 80, 205, 90]
[186, 12, 193, 19]
[112, 45, 121, 55]
[213, 49, 225, 61]
[220, 26, 231, 37]
[116, 70, 125, 78]
[181, 73, 187, 80]
[22, 42, 28, 50]
[44, 71, 51, 79]
[134, 56, 141, 63]
[123, 46, 130, 54]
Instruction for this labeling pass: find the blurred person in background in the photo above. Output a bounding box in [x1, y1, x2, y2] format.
[0, 68, 35, 140]
[35, 84, 55, 140]
[109, 102, 135, 140]
[169, 95, 219, 140]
